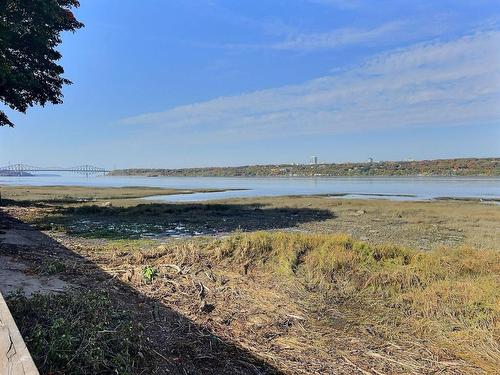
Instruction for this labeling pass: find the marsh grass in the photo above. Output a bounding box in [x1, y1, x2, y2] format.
[199, 232, 499, 371]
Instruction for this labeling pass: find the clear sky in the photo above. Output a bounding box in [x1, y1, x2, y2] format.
[1, 0, 499, 169]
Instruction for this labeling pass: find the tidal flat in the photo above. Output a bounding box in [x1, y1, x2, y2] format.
[4, 185, 497, 249]
[0, 185, 498, 374]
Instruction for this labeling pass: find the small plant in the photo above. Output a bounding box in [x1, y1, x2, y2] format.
[36, 259, 66, 275]
[143, 266, 158, 283]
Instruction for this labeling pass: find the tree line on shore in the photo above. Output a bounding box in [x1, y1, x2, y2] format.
[110, 157, 500, 177]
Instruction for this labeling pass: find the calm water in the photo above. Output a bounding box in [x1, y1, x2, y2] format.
[1, 174, 499, 202]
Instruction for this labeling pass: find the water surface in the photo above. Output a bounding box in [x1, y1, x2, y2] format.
[1, 174, 499, 202]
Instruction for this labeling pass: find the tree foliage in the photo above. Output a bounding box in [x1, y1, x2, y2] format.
[111, 158, 500, 177]
[0, 0, 83, 126]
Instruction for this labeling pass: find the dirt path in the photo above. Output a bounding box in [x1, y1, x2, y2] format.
[0, 221, 72, 297]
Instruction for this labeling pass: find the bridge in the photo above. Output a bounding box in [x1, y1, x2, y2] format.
[0, 164, 109, 175]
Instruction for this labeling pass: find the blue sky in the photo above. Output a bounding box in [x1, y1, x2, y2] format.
[1, 0, 499, 168]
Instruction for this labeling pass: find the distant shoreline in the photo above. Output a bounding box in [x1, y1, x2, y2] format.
[0, 171, 33, 177]
[109, 157, 500, 177]
[0, 173, 61, 177]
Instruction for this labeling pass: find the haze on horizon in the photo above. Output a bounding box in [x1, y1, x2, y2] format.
[1, 0, 499, 169]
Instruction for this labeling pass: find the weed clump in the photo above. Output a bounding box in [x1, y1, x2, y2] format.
[35, 258, 66, 275]
[142, 266, 158, 283]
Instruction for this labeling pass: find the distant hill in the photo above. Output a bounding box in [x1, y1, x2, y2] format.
[110, 158, 500, 177]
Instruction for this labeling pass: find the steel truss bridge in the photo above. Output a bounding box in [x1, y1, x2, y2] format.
[0, 164, 109, 175]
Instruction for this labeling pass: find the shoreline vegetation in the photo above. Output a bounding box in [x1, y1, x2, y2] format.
[109, 157, 500, 177]
[0, 186, 498, 373]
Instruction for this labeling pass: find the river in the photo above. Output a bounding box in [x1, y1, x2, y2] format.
[1, 174, 499, 202]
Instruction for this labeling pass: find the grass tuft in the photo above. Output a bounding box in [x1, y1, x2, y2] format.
[34, 258, 66, 275]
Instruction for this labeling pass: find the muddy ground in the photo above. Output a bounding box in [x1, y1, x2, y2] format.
[6, 192, 499, 249]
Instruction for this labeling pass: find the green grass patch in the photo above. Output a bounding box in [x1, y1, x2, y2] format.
[34, 259, 66, 275]
[6, 290, 147, 375]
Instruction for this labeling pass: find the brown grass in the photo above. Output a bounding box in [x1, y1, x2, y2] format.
[151, 232, 500, 372]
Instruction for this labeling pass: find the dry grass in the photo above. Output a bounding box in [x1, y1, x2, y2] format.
[159, 232, 499, 372]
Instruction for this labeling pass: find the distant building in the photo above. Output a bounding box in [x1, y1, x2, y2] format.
[367, 157, 373, 163]
[310, 156, 318, 165]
